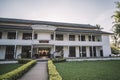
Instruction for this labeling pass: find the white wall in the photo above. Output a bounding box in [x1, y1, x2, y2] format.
[63, 46, 69, 58]
[0, 46, 6, 59]
[76, 46, 79, 57]
[38, 33, 51, 40]
[2, 32, 7, 39]
[18, 32, 22, 40]
[86, 46, 90, 57]
[102, 35, 111, 56]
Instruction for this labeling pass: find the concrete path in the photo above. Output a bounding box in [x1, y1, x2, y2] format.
[18, 61, 48, 80]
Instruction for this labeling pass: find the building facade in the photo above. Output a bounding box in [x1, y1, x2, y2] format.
[0, 18, 112, 59]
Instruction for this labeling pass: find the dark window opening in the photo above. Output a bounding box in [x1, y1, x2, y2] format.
[21, 46, 31, 58]
[51, 34, 54, 40]
[82, 46, 86, 57]
[23, 33, 32, 40]
[0, 32, 2, 39]
[56, 34, 63, 40]
[69, 35, 75, 41]
[8, 32, 16, 39]
[55, 46, 63, 52]
[81, 35, 85, 41]
[69, 46, 76, 57]
[34, 34, 37, 39]
[5, 46, 14, 59]
[78, 35, 81, 41]
[92, 36, 95, 41]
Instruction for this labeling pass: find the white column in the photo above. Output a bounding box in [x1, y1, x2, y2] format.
[85, 35, 89, 41]
[31, 45, 33, 58]
[0, 46, 6, 59]
[32, 30, 34, 40]
[16, 31, 18, 39]
[86, 46, 90, 57]
[68, 33, 69, 41]
[14, 45, 17, 59]
[76, 46, 79, 57]
[16, 46, 22, 59]
[53, 32, 56, 41]
[63, 46, 69, 58]
[102, 35, 111, 57]
[64, 34, 68, 41]
[96, 46, 100, 57]
[75, 35, 79, 41]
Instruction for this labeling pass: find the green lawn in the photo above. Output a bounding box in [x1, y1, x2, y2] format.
[0, 63, 23, 75]
[55, 60, 120, 80]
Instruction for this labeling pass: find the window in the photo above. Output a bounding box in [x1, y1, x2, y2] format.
[8, 32, 16, 39]
[56, 34, 63, 40]
[23, 33, 32, 40]
[34, 34, 37, 39]
[69, 35, 75, 41]
[0, 32, 2, 39]
[78, 35, 81, 41]
[55, 46, 63, 52]
[21, 46, 31, 58]
[89, 46, 96, 57]
[81, 35, 85, 41]
[89, 35, 95, 41]
[69, 46, 76, 57]
[89, 36, 92, 41]
[51, 34, 54, 40]
[5, 46, 14, 59]
[82, 46, 86, 57]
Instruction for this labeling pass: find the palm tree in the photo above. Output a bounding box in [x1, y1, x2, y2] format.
[96, 24, 103, 31]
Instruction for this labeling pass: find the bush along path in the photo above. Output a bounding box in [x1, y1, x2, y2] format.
[18, 61, 48, 80]
[48, 60, 62, 80]
[0, 59, 37, 80]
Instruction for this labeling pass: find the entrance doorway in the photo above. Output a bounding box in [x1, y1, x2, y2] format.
[38, 47, 50, 58]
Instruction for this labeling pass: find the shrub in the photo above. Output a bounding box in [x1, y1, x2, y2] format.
[18, 59, 32, 64]
[0, 60, 37, 80]
[52, 58, 66, 63]
[111, 46, 120, 54]
[48, 60, 62, 80]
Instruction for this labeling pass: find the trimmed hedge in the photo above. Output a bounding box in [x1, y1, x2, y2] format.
[52, 58, 66, 63]
[18, 59, 32, 64]
[0, 60, 37, 80]
[48, 60, 62, 80]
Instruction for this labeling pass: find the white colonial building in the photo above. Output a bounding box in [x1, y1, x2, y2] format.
[0, 18, 112, 59]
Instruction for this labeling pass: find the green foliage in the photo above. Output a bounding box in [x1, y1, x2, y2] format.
[112, 1, 120, 47]
[111, 45, 120, 54]
[55, 61, 120, 80]
[48, 60, 62, 80]
[52, 58, 66, 63]
[0, 64, 23, 75]
[18, 59, 32, 64]
[0, 60, 37, 80]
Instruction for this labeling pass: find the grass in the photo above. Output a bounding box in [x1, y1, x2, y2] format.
[0, 63, 23, 75]
[55, 60, 120, 80]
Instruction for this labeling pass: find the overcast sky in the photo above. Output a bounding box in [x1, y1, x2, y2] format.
[0, 0, 118, 32]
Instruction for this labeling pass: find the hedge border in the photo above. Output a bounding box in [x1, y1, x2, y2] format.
[0, 60, 37, 80]
[48, 60, 62, 80]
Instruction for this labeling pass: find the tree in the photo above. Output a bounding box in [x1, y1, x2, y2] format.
[112, 1, 120, 47]
[96, 24, 103, 31]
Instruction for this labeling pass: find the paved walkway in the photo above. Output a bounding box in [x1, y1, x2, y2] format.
[18, 61, 48, 80]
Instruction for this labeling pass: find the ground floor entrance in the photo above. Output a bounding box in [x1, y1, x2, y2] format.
[34, 47, 51, 58]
